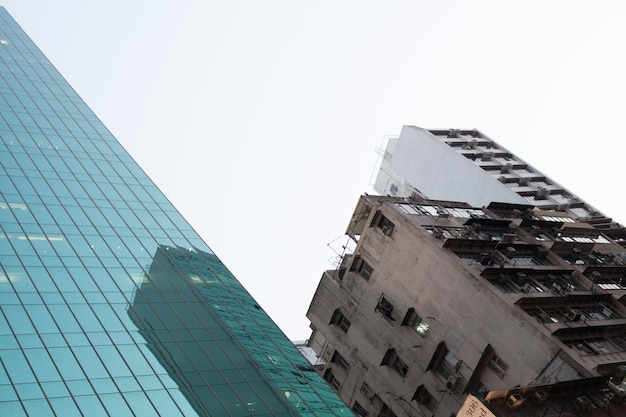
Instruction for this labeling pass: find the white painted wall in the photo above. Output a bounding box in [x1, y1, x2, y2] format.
[375, 126, 529, 207]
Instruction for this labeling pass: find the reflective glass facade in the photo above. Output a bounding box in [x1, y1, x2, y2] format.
[0, 8, 350, 417]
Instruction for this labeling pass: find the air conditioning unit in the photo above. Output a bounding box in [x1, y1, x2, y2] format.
[513, 272, 527, 284]
[446, 374, 462, 392]
[507, 393, 524, 409]
[448, 129, 460, 138]
[574, 396, 591, 412]
[479, 254, 493, 265]
[566, 309, 582, 322]
[502, 233, 516, 243]
[608, 380, 626, 397]
[414, 393, 427, 404]
[532, 391, 548, 405]
[535, 187, 548, 199]
[382, 226, 394, 236]
[432, 228, 444, 238]
[481, 151, 493, 161]
[501, 163, 512, 173]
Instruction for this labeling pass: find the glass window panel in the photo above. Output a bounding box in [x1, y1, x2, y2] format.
[73, 346, 109, 379]
[14, 382, 44, 400]
[69, 304, 103, 333]
[2, 350, 36, 384]
[25, 303, 58, 332]
[23, 349, 60, 382]
[48, 396, 82, 417]
[74, 395, 108, 417]
[40, 381, 69, 399]
[27, 267, 57, 292]
[123, 391, 159, 417]
[9, 235, 37, 257]
[88, 269, 119, 292]
[100, 392, 134, 417]
[147, 389, 188, 417]
[48, 304, 81, 333]
[0, 401, 28, 417]
[48, 348, 86, 381]
[66, 267, 99, 293]
[3, 304, 36, 334]
[94, 345, 132, 378]
[16, 334, 42, 349]
[91, 304, 125, 332]
[22, 398, 54, 417]
[0, 384, 18, 402]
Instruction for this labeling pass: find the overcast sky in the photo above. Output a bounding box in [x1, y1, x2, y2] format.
[4, 1, 626, 340]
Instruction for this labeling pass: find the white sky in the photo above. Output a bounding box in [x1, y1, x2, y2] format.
[4, 1, 626, 340]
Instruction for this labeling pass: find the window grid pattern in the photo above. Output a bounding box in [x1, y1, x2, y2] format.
[527, 303, 618, 324]
[0, 8, 349, 417]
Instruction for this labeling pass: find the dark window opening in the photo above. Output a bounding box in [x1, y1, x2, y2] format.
[375, 296, 395, 322]
[378, 403, 397, 417]
[330, 308, 351, 333]
[324, 368, 341, 390]
[426, 341, 448, 372]
[381, 348, 408, 377]
[402, 308, 430, 335]
[351, 255, 374, 281]
[371, 211, 395, 236]
[353, 401, 368, 417]
[412, 385, 437, 411]
[331, 350, 350, 371]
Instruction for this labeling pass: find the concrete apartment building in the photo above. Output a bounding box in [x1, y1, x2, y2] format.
[306, 154, 626, 416]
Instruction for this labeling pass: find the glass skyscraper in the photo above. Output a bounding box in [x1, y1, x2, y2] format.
[0, 8, 350, 417]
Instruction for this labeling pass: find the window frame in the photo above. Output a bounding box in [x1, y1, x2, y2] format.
[323, 368, 341, 390]
[352, 401, 368, 417]
[331, 350, 350, 372]
[371, 210, 395, 236]
[329, 308, 351, 333]
[402, 308, 430, 336]
[380, 348, 409, 377]
[351, 255, 373, 281]
[488, 352, 509, 378]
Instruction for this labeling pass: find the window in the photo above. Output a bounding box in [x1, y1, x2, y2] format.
[371, 211, 395, 236]
[375, 296, 395, 322]
[330, 309, 351, 333]
[438, 352, 459, 379]
[380, 348, 408, 377]
[402, 308, 430, 336]
[324, 368, 341, 390]
[351, 255, 373, 281]
[509, 255, 549, 266]
[352, 401, 368, 417]
[540, 215, 575, 223]
[456, 252, 499, 266]
[331, 350, 350, 371]
[412, 385, 437, 411]
[378, 403, 397, 417]
[426, 341, 459, 378]
[321, 343, 334, 362]
[566, 338, 620, 355]
[488, 353, 509, 378]
[360, 382, 375, 399]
